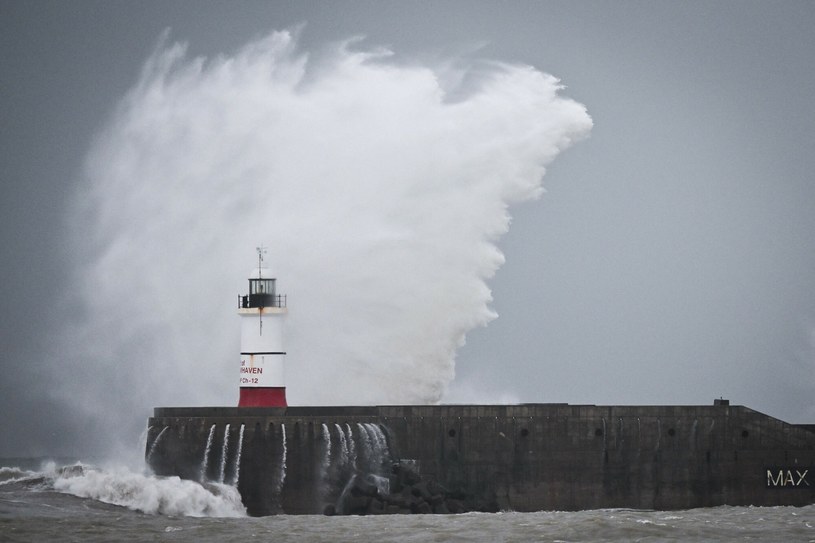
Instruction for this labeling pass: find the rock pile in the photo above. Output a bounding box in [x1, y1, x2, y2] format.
[324, 462, 467, 515]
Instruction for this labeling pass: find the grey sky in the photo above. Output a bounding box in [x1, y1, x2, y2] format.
[2, 1, 814, 458]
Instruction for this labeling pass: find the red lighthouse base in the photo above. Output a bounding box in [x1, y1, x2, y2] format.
[238, 387, 288, 407]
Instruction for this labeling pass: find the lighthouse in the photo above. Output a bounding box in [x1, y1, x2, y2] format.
[237, 248, 288, 407]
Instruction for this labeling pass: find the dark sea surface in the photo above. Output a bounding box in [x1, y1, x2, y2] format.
[1, 460, 813, 542]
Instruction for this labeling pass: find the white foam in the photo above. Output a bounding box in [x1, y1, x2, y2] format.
[51, 465, 246, 517]
[0, 466, 38, 485]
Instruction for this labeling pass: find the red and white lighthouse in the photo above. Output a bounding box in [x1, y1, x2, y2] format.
[237, 248, 288, 407]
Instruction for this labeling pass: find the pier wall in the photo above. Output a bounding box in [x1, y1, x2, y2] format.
[146, 404, 815, 515]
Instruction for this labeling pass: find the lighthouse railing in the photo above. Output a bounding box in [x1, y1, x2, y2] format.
[239, 293, 287, 309]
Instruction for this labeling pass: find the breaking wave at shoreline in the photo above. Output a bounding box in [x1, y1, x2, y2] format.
[0, 460, 246, 518]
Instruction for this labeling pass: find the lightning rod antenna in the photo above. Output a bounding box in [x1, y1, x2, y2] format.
[256, 245, 267, 276]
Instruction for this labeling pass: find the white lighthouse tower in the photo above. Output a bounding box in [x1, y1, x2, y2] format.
[237, 247, 288, 407]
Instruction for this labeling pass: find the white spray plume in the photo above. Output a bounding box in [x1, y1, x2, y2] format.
[60, 30, 591, 453]
[48, 464, 246, 517]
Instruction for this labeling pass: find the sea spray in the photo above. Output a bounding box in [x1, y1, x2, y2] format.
[62, 29, 592, 455]
[345, 423, 357, 472]
[335, 423, 350, 470]
[367, 423, 391, 467]
[322, 424, 332, 467]
[230, 424, 245, 486]
[356, 423, 374, 472]
[320, 423, 332, 501]
[146, 426, 169, 466]
[200, 424, 217, 482]
[0, 466, 38, 485]
[138, 425, 151, 460]
[320, 423, 332, 479]
[49, 464, 246, 517]
[277, 423, 287, 496]
[218, 423, 231, 483]
[365, 424, 385, 460]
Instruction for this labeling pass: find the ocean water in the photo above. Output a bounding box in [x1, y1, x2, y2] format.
[1, 460, 813, 542]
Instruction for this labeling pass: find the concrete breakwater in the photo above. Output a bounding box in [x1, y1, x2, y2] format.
[146, 403, 815, 515]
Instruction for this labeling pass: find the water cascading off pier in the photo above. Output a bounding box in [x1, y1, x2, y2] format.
[146, 411, 441, 515]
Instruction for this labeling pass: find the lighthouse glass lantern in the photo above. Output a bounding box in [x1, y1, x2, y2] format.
[237, 248, 288, 407]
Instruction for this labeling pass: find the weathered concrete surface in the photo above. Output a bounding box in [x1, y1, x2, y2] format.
[146, 404, 815, 515]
